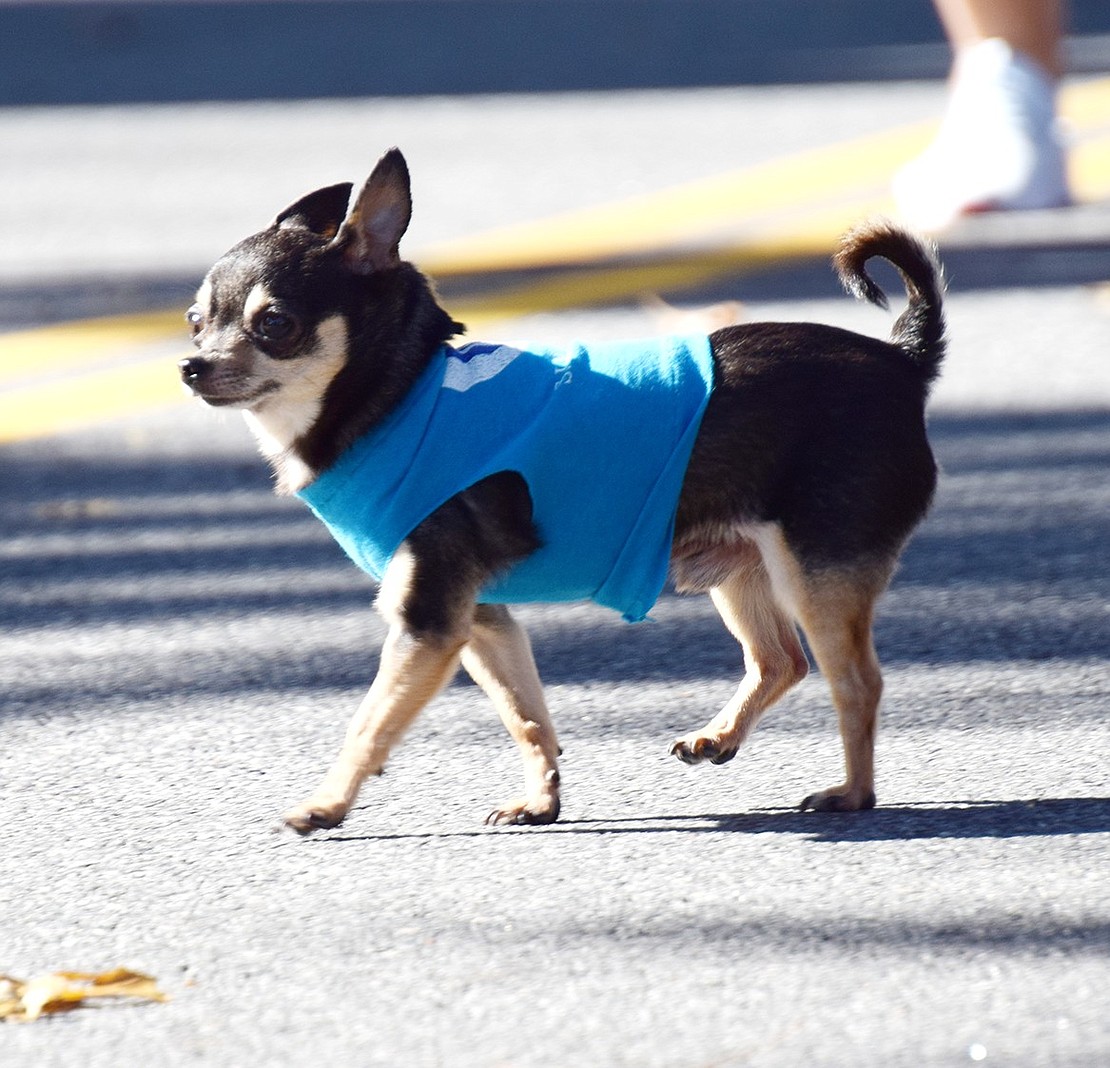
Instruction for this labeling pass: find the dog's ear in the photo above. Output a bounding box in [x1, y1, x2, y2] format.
[273, 182, 354, 239]
[332, 148, 413, 274]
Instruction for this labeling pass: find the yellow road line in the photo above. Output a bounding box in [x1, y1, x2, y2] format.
[1067, 77, 1110, 200]
[1061, 73, 1110, 124]
[1072, 137, 1110, 201]
[423, 76, 1110, 277]
[0, 355, 189, 444]
[0, 309, 186, 386]
[451, 201, 893, 327]
[422, 125, 930, 276]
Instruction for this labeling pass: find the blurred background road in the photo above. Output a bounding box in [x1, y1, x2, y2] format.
[1, 3, 1109, 1067]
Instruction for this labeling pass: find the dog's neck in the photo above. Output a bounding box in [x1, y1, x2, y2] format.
[244, 409, 319, 496]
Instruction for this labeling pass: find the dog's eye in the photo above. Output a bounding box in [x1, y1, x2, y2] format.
[185, 307, 205, 336]
[255, 310, 296, 341]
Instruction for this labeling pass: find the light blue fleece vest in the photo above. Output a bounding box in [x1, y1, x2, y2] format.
[297, 336, 714, 622]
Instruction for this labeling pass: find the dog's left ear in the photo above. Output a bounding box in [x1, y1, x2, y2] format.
[273, 182, 354, 239]
[332, 148, 413, 274]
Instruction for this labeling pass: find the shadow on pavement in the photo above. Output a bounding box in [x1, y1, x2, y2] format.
[315, 797, 1110, 849]
[1, 408, 1107, 715]
[659, 796, 1110, 841]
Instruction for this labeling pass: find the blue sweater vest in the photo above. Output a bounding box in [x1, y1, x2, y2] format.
[297, 336, 714, 622]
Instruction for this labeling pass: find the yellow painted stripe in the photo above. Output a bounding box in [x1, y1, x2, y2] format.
[1060, 73, 1110, 124]
[423, 75, 1110, 278]
[1072, 137, 1110, 201]
[450, 201, 892, 326]
[0, 354, 189, 443]
[0, 309, 187, 386]
[1065, 77, 1110, 200]
[421, 124, 930, 276]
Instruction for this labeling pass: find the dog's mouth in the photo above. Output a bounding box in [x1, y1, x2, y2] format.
[191, 381, 281, 408]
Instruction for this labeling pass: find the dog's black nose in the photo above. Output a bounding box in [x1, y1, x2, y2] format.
[178, 356, 212, 384]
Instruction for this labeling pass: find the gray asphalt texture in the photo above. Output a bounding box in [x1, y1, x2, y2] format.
[2, 67, 1109, 1068]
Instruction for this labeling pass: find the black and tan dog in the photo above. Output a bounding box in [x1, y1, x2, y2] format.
[182, 148, 945, 834]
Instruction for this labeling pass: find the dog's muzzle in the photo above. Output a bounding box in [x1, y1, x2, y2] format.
[178, 356, 281, 407]
[178, 355, 212, 389]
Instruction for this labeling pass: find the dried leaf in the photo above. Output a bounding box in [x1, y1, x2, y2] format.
[0, 968, 168, 1022]
[0, 977, 23, 1019]
[20, 975, 80, 1021]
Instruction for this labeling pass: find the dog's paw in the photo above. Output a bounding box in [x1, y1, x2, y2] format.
[798, 785, 877, 813]
[282, 797, 349, 836]
[670, 734, 739, 766]
[485, 795, 561, 827]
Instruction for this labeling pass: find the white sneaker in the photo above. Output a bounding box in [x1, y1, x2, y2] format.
[893, 38, 1070, 231]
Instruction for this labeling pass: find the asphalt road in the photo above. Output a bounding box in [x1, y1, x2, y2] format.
[2, 75, 1109, 1067]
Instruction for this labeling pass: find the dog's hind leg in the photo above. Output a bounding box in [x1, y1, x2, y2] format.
[461, 604, 562, 826]
[794, 567, 889, 813]
[671, 545, 809, 768]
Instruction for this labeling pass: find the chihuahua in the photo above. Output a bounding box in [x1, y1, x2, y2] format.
[182, 148, 945, 834]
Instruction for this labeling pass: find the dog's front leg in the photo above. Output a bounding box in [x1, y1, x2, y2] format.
[283, 622, 466, 834]
[461, 604, 561, 826]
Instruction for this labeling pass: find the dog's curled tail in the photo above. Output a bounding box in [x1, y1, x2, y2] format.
[834, 219, 946, 384]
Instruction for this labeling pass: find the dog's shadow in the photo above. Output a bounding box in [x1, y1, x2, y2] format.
[315, 796, 1110, 845]
[577, 796, 1110, 842]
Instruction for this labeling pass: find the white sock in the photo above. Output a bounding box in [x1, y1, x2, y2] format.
[893, 38, 1070, 230]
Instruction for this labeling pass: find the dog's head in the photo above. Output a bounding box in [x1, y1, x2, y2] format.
[182, 148, 418, 411]
[182, 148, 462, 490]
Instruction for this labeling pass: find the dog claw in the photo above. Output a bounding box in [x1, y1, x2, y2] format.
[282, 803, 348, 835]
[799, 787, 877, 813]
[670, 736, 738, 766]
[485, 797, 560, 827]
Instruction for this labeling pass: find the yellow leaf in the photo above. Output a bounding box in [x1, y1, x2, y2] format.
[21, 975, 82, 1021]
[0, 977, 24, 1019]
[0, 968, 168, 1022]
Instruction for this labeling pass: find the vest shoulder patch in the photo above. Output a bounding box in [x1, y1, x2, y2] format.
[443, 343, 522, 392]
